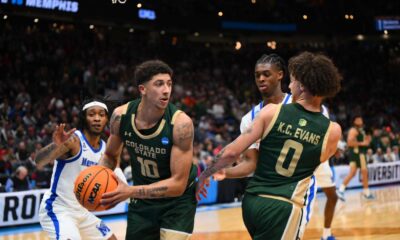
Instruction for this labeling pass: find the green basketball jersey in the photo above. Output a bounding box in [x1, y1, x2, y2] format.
[246, 103, 332, 206]
[349, 127, 367, 155]
[120, 99, 197, 202]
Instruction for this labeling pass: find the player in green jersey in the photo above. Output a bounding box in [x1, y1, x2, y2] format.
[338, 115, 374, 200]
[197, 52, 342, 240]
[100, 60, 198, 240]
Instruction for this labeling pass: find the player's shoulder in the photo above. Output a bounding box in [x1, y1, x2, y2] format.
[329, 122, 342, 141]
[173, 111, 193, 127]
[113, 103, 129, 116]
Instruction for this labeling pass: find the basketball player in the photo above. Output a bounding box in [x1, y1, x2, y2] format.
[214, 53, 338, 240]
[197, 52, 342, 240]
[338, 115, 374, 200]
[35, 98, 119, 240]
[99, 60, 198, 240]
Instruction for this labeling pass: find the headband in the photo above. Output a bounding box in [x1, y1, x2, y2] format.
[82, 101, 108, 112]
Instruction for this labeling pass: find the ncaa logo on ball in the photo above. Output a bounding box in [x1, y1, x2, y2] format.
[161, 137, 169, 145]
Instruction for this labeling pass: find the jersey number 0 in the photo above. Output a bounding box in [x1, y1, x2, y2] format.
[275, 139, 304, 177]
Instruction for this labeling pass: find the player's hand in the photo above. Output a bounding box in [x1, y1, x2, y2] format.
[53, 123, 76, 146]
[212, 169, 226, 181]
[195, 176, 210, 201]
[100, 173, 129, 208]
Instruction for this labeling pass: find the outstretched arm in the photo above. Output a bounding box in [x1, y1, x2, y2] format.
[99, 107, 125, 170]
[197, 104, 278, 198]
[35, 124, 78, 169]
[215, 118, 260, 181]
[222, 149, 258, 179]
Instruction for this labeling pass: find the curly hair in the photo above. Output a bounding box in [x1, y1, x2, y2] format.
[134, 60, 173, 86]
[288, 52, 342, 98]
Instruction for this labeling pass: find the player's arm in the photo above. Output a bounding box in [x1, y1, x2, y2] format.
[198, 104, 277, 186]
[99, 106, 125, 170]
[321, 122, 342, 162]
[35, 123, 78, 169]
[221, 116, 259, 179]
[222, 149, 258, 179]
[347, 127, 368, 147]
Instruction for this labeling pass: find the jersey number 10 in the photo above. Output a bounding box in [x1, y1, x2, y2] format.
[137, 157, 160, 178]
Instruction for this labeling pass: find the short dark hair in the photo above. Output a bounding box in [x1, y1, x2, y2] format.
[288, 52, 342, 98]
[78, 97, 109, 130]
[255, 53, 288, 82]
[134, 60, 173, 86]
[351, 114, 363, 123]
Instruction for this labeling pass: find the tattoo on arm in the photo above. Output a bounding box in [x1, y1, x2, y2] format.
[202, 148, 228, 178]
[35, 136, 74, 166]
[136, 186, 168, 199]
[110, 112, 121, 135]
[35, 143, 58, 164]
[147, 186, 168, 198]
[176, 122, 193, 143]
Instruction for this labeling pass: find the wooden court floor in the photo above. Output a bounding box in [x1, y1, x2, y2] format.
[1, 185, 400, 240]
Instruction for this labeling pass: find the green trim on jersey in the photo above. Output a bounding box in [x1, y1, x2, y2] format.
[120, 99, 197, 203]
[246, 103, 332, 206]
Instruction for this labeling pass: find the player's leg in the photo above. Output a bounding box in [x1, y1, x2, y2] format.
[126, 200, 160, 240]
[338, 162, 357, 201]
[79, 211, 116, 240]
[39, 205, 81, 240]
[359, 154, 374, 199]
[321, 186, 338, 239]
[242, 193, 303, 240]
[160, 186, 196, 240]
[315, 162, 338, 240]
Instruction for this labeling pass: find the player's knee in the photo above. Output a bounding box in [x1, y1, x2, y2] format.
[330, 192, 338, 204]
[326, 189, 338, 204]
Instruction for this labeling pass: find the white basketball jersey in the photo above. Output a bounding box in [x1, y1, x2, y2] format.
[240, 93, 330, 147]
[41, 130, 106, 211]
[240, 93, 292, 149]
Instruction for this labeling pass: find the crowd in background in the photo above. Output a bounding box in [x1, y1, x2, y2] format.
[1, 20, 399, 193]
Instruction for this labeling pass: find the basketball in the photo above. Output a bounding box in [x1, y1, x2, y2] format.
[74, 165, 118, 211]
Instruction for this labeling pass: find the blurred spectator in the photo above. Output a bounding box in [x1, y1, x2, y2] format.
[393, 146, 400, 161]
[32, 159, 54, 189]
[366, 149, 374, 164]
[383, 147, 396, 162]
[5, 165, 32, 192]
[372, 148, 385, 163]
[330, 140, 348, 165]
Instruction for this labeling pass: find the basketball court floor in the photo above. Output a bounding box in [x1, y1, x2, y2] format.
[1, 185, 399, 240]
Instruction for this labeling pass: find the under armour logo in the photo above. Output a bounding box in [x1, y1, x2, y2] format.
[124, 131, 132, 137]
